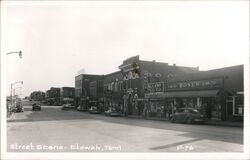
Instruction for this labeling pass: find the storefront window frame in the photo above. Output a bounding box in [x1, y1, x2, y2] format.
[233, 93, 244, 116]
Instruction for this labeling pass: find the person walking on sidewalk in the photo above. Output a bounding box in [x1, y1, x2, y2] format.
[167, 104, 173, 120]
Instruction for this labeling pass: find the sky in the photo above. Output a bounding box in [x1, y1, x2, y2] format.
[2, 1, 249, 98]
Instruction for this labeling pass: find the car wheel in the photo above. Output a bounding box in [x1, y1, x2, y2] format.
[186, 118, 193, 124]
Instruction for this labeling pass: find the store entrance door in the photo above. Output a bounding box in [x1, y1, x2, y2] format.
[128, 94, 132, 115]
[226, 98, 233, 121]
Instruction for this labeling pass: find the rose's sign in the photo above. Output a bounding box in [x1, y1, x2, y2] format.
[165, 78, 223, 91]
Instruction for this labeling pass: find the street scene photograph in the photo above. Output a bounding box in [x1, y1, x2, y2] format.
[1, 1, 249, 160]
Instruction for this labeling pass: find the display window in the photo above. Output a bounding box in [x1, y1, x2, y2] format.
[233, 94, 244, 116]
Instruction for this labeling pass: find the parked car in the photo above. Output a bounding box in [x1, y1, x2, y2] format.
[77, 106, 87, 112]
[15, 105, 24, 112]
[170, 108, 208, 124]
[104, 107, 121, 117]
[61, 103, 75, 111]
[32, 103, 41, 111]
[88, 106, 100, 114]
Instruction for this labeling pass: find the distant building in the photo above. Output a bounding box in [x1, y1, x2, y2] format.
[45, 87, 60, 106]
[75, 74, 104, 110]
[60, 87, 75, 105]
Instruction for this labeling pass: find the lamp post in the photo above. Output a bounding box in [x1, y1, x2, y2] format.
[6, 51, 23, 116]
[10, 81, 23, 109]
[13, 86, 23, 97]
[13, 87, 22, 108]
[6, 51, 22, 58]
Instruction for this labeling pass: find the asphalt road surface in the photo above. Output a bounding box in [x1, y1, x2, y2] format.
[7, 105, 243, 152]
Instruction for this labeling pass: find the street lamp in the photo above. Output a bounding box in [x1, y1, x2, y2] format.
[6, 51, 22, 58]
[13, 87, 22, 108]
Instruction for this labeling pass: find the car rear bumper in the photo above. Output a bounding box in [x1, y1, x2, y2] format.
[193, 118, 208, 122]
[33, 107, 41, 110]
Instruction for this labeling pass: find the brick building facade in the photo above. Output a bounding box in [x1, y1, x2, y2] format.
[74, 55, 244, 122]
[144, 65, 244, 122]
[75, 74, 104, 110]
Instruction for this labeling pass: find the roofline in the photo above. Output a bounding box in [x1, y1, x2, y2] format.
[75, 74, 104, 79]
[139, 60, 199, 70]
[104, 70, 121, 77]
[204, 64, 244, 72]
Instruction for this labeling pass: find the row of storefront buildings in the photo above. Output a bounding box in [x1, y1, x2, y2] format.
[30, 87, 75, 106]
[75, 55, 244, 122]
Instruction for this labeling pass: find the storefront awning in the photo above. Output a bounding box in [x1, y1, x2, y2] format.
[164, 90, 220, 98]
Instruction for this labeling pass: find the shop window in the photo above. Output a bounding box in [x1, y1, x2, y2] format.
[233, 95, 244, 116]
[123, 81, 127, 89]
[114, 82, 118, 92]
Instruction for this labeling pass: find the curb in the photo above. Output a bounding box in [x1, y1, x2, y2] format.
[126, 116, 243, 127]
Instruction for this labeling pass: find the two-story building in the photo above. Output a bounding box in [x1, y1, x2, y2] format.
[60, 87, 75, 105]
[103, 71, 124, 112]
[118, 55, 200, 115]
[45, 87, 60, 106]
[75, 74, 104, 110]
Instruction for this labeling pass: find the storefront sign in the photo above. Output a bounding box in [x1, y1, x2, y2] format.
[165, 78, 222, 91]
[146, 82, 164, 93]
[123, 71, 140, 80]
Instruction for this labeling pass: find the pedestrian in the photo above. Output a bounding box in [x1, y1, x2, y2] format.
[161, 106, 165, 118]
[124, 103, 128, 117]
[167, 105, 172, 120]
[163, 105, 167, 118]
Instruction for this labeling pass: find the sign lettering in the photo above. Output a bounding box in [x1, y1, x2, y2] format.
[145, 82, 164, 93]
[165, 78, 222, 91]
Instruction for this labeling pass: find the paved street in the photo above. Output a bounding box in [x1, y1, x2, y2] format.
[7, 105, 243, 152]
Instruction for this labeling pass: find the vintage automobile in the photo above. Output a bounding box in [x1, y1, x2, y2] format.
[32, 103, 41, 111]
[15, 104, 24, 112]
[170, 108, 208, 124]
[88, 106, 100, 114]
[61, 103, 75, 111]
[104, 107, 121, 117]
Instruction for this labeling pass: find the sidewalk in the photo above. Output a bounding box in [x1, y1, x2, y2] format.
[7, 113, 15, 121]
[126, 115, 243, 127]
